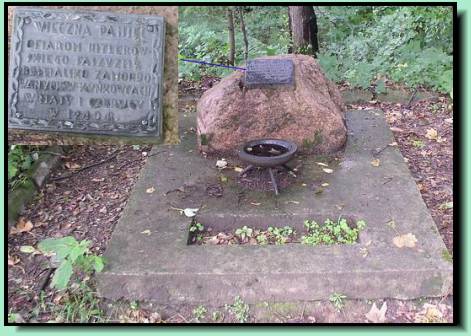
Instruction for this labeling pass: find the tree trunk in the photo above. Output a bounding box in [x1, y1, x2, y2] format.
[288, 6, 319, 56]
[227, 7, 235, 65]
[238, 6, 249, 63]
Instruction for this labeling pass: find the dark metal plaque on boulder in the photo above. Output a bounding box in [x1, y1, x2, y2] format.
[8, 8, 165, 137]
[245, 59, 294, 88]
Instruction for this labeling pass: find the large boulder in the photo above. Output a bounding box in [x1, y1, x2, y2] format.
[196, 54, 347, 155]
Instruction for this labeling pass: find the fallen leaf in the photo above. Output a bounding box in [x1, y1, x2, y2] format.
[322, 168, 333, 174]
[393, 233, 417, 248]
[388, 141, 398, 147]
[360, 247, 369, 258]
[366, 302, 387, 323]
[65, 162, 81, 170]
[10, 217, 33, 235]
[8, 254, 20, 265]
[19, 245, 37, 254]
[220, 175, 228, 183]
[321, 183, 329, 187]
[301, 183, 307, 187]
[216, 159, 227, 169]
[234, 167, 244, 173]
[386, 220, 396, 229]
[91, 177, 105, 182]
[183, 208, 199, 217]
[414, 303, 445, 323]
[371, 159, 380, 167]
[146, 187, 156, 194]
[53, 294, 65, 304]
[99, 206, 107, 214]
[390, 127, 404, 133]
[439, 201, 453, 210]
[141, 230, 152, 236]
[316, 162, 329, 167]
[250, 202, 261, 206]
[207, 236, 220, 245]
[285, 200, 300, 204]
[425, 128, 438, 140]
[444, 118, 453, 124]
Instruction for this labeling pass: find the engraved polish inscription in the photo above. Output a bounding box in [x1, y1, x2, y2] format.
[245, 59, 294, 88]
[8, 8, 165, 137]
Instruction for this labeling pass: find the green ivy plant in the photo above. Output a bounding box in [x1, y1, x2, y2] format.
[301, 218, 366, 246]
[225, 296, 250, 323]
[189, 222, 204, 233]
[235, 226, 253, 241]
[267, 226, 294, 245]
[8, 145, 38, 190]
[38, 237, 105, 290]
[192, 305, 207, 322]
[329, 292, 347, 311]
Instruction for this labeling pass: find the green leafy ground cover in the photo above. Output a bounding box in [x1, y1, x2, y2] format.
[179, 6, 453, 96]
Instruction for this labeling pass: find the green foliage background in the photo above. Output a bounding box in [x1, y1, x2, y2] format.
[179, 6, 453, 95]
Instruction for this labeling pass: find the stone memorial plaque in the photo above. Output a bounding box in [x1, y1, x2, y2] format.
[8, 8, 165, 137]
[245, 59, 294, 88]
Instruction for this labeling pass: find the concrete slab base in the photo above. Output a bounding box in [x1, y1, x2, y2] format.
[97, 109, 452, 305]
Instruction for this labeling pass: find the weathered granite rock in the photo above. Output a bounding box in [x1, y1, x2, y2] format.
[197, 54, 347, 154]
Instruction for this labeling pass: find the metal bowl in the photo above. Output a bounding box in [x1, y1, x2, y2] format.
[238, 139, 298, 168]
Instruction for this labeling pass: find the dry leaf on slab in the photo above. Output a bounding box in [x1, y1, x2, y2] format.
[316, 162, 329, 167]
[321, 183, 329, 187]
[10, 217, 33, 235]
[146, 187, 156, 194]
[141, 230, 152, 236]
[183, 208, 199, 217]
[371, 159, 381, 167]
[365, 302, 387, 323]
[322, 168, 333, 174]
[250, 202, 261, 206]
[216, 159, 227, 169]
[393, 233, 417, 248]
[389, 141, 398, 147]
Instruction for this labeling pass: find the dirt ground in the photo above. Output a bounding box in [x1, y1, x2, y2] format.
[7, 80, 454, 323]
